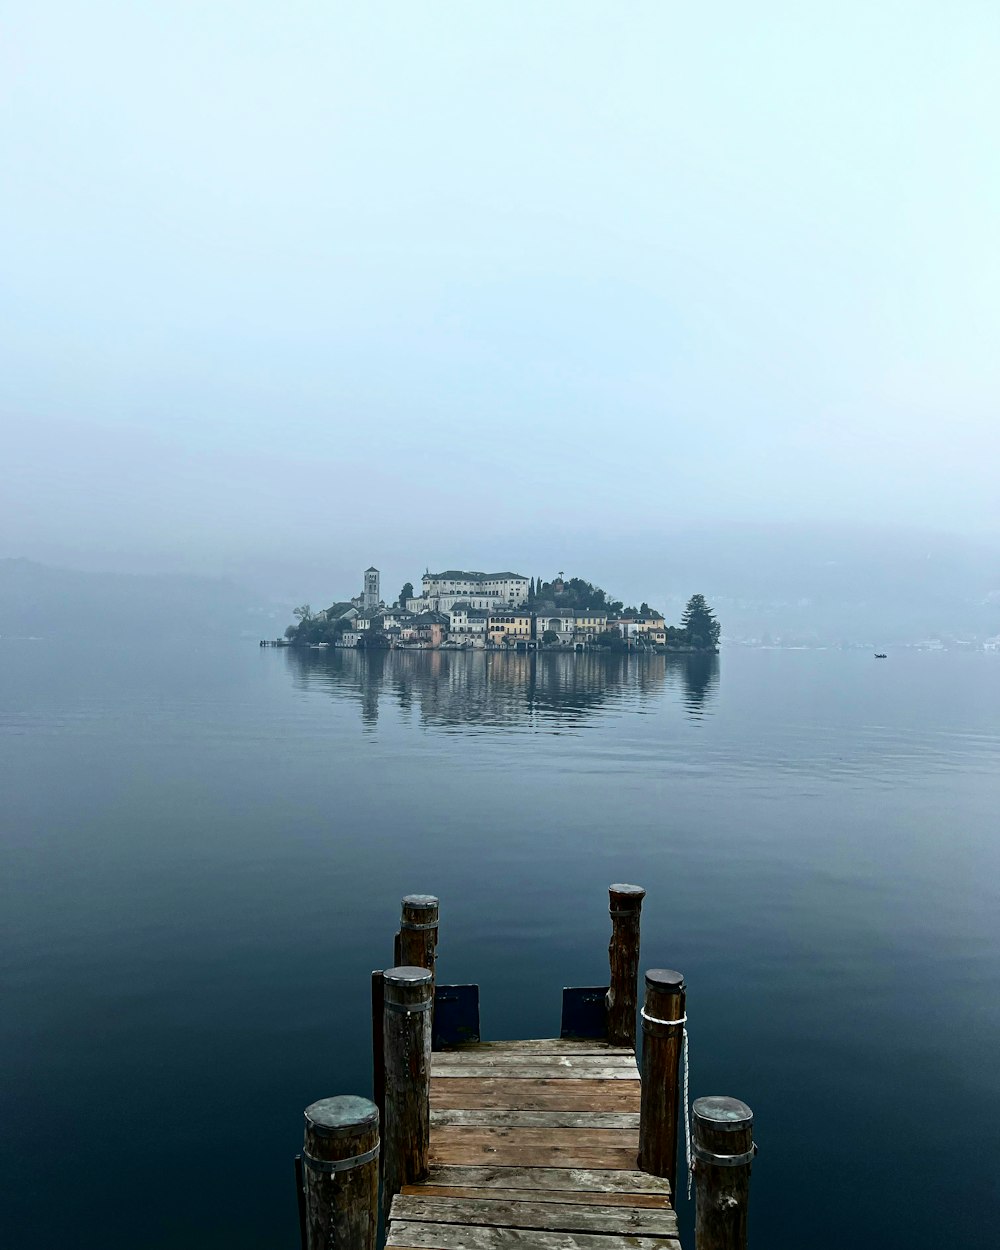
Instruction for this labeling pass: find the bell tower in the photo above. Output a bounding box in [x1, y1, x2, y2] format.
[363, 566, 380, 610]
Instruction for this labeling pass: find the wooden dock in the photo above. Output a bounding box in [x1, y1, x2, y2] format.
[297, 887, 754, 1250]
[387, 1037, 678, 1250]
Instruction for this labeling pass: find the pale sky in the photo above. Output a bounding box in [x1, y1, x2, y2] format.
[2, 2, 998, 595]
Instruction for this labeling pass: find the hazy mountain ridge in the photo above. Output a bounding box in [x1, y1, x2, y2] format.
[0, 559, 283, 640]
[4, 524, 999, 647]
[646, 526, 1000, 645]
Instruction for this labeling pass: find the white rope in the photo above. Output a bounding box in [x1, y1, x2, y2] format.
[640, 1010, 692, 1200]
[639, 1009, 686, 1027]
[681, 1025, 691, 1200]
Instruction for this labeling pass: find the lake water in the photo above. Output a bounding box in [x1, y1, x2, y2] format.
[2, 641, 998, 1248]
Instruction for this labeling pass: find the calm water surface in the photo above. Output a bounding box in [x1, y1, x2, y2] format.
[1, 642, 998, 1248]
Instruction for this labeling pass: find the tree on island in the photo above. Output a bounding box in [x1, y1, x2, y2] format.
[293, 604, 313, 622]
[681, 594, 721, 649]
[398, 581, 414, 607]
[541, 629, 558, 645]
[535, 575, 620, 613]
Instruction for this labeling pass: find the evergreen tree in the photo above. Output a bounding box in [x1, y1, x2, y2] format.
[680, 594, 721, 648]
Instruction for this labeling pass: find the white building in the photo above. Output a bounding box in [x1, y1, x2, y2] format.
[446, 603, 490, 646]
[419, 569, 529, 610]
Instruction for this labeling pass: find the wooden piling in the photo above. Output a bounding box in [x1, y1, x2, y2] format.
[638, 967, 686, 1188]
[692, 1096, 754, 1250]
[606, 883, 645, 1046]
[301, 1095, 379, 1250]
[398, 894, 439, 985]
[371, 970, 385, 1128]
[382, 965, 434, 1216]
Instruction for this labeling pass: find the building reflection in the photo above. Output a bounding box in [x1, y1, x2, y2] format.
[284, 649, 719, 727]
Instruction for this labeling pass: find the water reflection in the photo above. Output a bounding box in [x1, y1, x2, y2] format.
[681, 652, 720, 714]
[285, 648, 719, 728]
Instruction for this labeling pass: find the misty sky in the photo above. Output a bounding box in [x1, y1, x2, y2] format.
[2, 3, 998, 599]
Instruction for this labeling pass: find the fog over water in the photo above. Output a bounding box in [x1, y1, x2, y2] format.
[2, 3, 998, 600]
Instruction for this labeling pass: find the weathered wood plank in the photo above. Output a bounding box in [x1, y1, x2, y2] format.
[415, 1164, 671, 1197]
[431, 1078, 640, 1112]
[432, 1052, 637, 1071]
[439, 1040, 633, 1056]
[429, 1126, 639, 1170]
[431, 1062, 637, 1080]
[431, 1126, 637, 1149]
[399, 1186, 672, 1210]
[432, 1109, 640, 1130]
[390, 1195, 678, 1237]
[386, 1222, 680, 1250]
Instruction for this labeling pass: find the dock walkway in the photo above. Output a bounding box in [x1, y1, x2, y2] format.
[386, 1038, 679, 1250]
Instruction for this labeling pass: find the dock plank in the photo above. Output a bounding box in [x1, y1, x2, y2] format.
[430, 1125, 639, 1170]
[401, 1186, 673, 1210]
[386, 1224, 680, 1250]
[414, 1165, 671, 1197]
[442, 1040, 632, 1057]
[431, 1062, 638, 1080]
[388, 1039, 672, 1250]
[431, 1078, 640, 1112]
[432, 1109, 640, 1129]
[433, 1052, 637, 1071]
[390, 1195, 678, 1236]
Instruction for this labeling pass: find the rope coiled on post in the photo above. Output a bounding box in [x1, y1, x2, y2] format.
[640, 1008, 692, 1199]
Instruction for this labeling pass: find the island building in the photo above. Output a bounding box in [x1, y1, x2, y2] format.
[408, 570, 530, 614]
[350, 566, 385, 613]
[617, 614, 668, 646]
[536, 608, 610, 644]
[447, 603, 490, 644]
[363, 566, 380, 611]
[330, 563, 665, 652]
[487, 608, 533, 646]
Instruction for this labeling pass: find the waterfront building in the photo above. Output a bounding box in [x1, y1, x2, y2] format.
[447, 603, 490, 646]
[614, 614, 667, 645]
[402, 611, 449, 648]
[535, 608, 609, 644]
[488, 608, 533, 646]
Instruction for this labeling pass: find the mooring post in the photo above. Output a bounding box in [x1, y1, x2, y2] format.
[300, 1095, 379, 1250]
[371, 970, 385, 1129]
[638, 967, 686, 1188]
[606, 883, 645, 1046]
[398, 894, 439, 987]
[692, 1096, 754, 1250]
[381, 965, 433, 1217]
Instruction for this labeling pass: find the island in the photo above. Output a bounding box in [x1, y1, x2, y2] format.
[268, 567, 721, 655]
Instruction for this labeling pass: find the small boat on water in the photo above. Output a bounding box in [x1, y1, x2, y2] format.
[874, 652, 887, 659]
